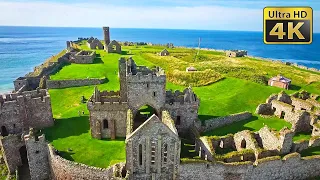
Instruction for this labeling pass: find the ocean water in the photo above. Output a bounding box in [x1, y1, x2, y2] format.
[0, 26, 319, 93]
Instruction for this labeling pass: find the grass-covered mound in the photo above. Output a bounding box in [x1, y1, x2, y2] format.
[167, 69, 223, 87]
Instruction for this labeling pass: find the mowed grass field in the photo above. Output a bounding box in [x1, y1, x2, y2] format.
[43, 44, 320, 167]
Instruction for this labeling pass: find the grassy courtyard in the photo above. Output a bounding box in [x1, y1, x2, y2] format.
[42, 44, 320, 168]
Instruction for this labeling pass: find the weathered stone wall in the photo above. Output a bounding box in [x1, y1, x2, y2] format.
[88, 101, 128, 139]
[0, 89, 54, 134]
[0, 135, 24, 173]
[179, 153, 320, 180]
[164, 88, 199, 133]
[107, 40, 121, 54]
[291, 97, 313, 111]
[234, 130, 259, 151]
[201, 112, 252, 132]
[126, 115, 180, 180]
[126, 73, 166, 115]
[46, 78, 105, 89]
[195, 137, 214, 161]
[271, 100, 293, 118]
[14, 77, 41, 92]
[257, 126, 280, 150]
[291, 140, 309, 152]
[48, 145, 118, 180]
[73, 51, 96, 64]
[255, 103, 273, 115]
[25, 134, 50, 180]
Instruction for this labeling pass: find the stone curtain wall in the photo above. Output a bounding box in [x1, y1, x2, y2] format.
[202, 112, 252, 132]
[0, 135, 25, 173]
[179, 153, 320, 180]
[48, 145, 119, 180]
[46, 78, 105, 89]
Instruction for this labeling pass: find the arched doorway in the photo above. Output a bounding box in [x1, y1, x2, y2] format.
[1, 126, 8, 136]
[133, 105, 158, 130]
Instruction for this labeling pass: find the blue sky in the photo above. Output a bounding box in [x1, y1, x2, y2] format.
[0, 0, 319, 31]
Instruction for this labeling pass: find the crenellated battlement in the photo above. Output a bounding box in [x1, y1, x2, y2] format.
[88, 87, 128, 111]
[0, 89, 49, 103]
[0, 90, 50, 112]
[87, 101, 128, 111]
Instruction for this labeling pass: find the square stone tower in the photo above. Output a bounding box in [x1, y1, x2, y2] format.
[103, 27, 110, 49]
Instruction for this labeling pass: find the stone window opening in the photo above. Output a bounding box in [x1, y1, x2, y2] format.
[301, 108, 306, 111]
[163, 143, 168, 164]
[103, 119, 108, 129]
[151, 141, 156, 165]
[280, 111, 285, 119]
[112, 45, 117, 51]
[139, 144, 143, 166]
[147, 83, 149, 88]
[13, 124, 16, 128]
[153, 92, 156, 97]
[272, 107, 276, 112]
[176, 116, 181, 125]
[1, 126, 8, 137]
[35, 150, 40, 154]
[241, 139, 246, 149]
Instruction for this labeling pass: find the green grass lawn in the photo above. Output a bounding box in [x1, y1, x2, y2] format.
[301, 146, 320, 157]
[201, 116, 292, 136]
[293, 132, 312, 142]
[42, 44, 320, 168]
[43, 85, 125, 168]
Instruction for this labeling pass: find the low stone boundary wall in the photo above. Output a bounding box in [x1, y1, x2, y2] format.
[48, 145, 122, 179]
[201, 112, 252, 132]
[292, 140, 309, 152]
[179, 153, 320, 180]
[46, 78, 105, 89]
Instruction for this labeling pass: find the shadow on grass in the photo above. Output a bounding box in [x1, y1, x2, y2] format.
[290, 84, 301, 91]
[300, 146, 320, 157]
[121, 51, 133, 55]
[93, 54, 104, 64]
[58, 151, 75, 161]
[44, 116, 89, 141]
[201, 116, 258, 136]
[100, 137, 126, 142]
[198, 115, 219, 121]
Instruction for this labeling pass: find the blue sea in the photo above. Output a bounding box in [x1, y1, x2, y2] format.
[0, 26, 319, 93]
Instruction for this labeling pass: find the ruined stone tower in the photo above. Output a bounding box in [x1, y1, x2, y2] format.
[88, 57, 200, 140]
[103, 27, 110, 49]
[24, 130, 50, 180]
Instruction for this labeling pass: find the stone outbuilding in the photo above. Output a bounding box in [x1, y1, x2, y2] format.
[73, 50, 96, 64]
[268, 74, 291, 89]
[186, 67, 197, 72]
[87, 38, 104, 50]
[225, 50, 247, 57]
[159, 49, 169, 56]
[107, 40, 122, 54]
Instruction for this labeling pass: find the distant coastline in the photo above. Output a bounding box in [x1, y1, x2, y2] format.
[0, 26, 319, 93]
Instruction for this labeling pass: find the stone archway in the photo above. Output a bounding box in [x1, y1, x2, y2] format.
[133, 105, 158, 131]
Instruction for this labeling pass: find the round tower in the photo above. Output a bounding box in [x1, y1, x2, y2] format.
[103, 27, 110, 49]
